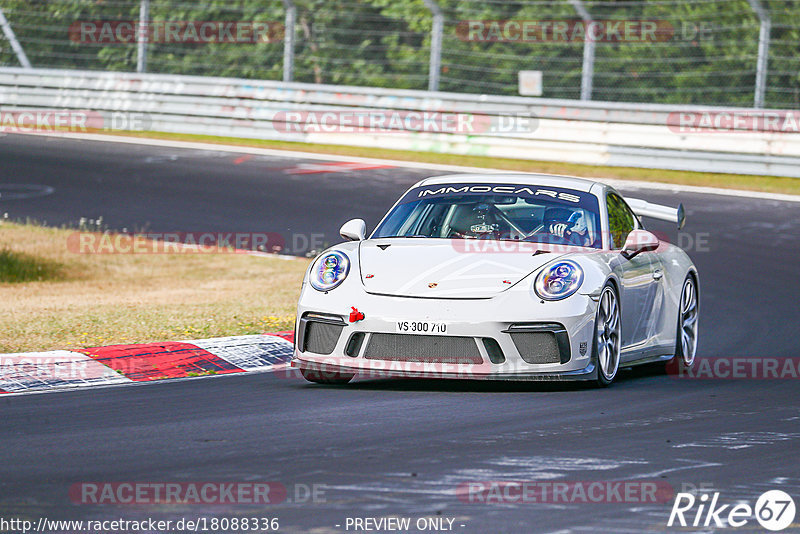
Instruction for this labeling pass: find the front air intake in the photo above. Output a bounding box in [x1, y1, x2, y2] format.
[304, 322, 344, 355]
[298, 313, 346, 355]
[510, 332, 562, 364]
[504, 323, 571, 364]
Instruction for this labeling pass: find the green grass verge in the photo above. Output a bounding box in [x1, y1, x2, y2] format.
[109, 130, 800, 196]
[0, 248, 66, 283]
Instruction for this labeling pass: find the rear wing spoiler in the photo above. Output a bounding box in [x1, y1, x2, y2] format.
[626, 198, 686, 229]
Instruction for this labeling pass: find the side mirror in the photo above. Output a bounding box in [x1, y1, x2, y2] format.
[622, 230, 659, 259]
[340, 218, 367, 241]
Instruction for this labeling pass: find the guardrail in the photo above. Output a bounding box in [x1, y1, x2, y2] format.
[1, 67, 799, 178]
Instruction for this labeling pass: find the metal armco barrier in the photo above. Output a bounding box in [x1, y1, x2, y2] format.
[1, 67, 799, 178]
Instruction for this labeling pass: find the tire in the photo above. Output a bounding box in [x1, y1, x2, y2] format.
[300, 367, 354, 385]
[672, 275, 699, 371]
[594, 283, 621, 387]
[654, 274, 700, 376]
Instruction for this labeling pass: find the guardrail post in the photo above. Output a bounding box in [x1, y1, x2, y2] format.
[282, 0, 296, 82]
[747, 0, 770, 108]
[136, 0, 149, 73]
[0, 7, 32, 69]
[569, 0, 594, 101]
[422, 0, 442, 92]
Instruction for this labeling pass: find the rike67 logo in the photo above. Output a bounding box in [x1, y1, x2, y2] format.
[668, 490, 796, 531]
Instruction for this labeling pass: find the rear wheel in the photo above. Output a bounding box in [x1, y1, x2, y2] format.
[675, 275, 699, 368]
[594, 284, 621, 387]
[300, 368, 354, 385]
[654, 274, 699, 375]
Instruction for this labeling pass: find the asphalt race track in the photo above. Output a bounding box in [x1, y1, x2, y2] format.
[1, 134, 800, 533]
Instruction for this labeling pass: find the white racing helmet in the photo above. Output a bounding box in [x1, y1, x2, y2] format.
[568, 210, 588, 235]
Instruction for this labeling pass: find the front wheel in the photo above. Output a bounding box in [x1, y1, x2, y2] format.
[594, 284, 621, 387]
[300, 367, 354, 385]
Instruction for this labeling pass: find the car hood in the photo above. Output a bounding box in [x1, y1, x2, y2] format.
[358, 239, 564, 298]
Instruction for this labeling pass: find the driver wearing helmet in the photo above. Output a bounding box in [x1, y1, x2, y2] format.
[449, 202, 500, 238]
[549, 210, 592, 246]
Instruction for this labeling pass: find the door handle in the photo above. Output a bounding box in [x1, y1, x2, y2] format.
[653, 269, 663, 281]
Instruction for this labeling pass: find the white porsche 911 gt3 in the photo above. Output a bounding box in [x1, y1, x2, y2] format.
[290, 174, 699, 386]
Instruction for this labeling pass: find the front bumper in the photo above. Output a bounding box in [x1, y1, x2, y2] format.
[291, 284, 600, 381]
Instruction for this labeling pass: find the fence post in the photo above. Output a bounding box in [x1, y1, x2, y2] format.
[747, 0, 770, 108]
[422, 0, 442, 92]
[569, 0, 594, 101]
[136, 0, 149, 73]
[282, 0, 296, 82]
[0, 6, 32, 69]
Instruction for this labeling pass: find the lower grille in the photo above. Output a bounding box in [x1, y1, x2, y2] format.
[510, 332, 562, 364]
[364, 334, 483, 364]
[304, 321, 344, 355]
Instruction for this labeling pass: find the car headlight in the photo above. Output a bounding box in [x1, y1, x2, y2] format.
[534, 260, 584, 300]
[310, 250, 350, 291]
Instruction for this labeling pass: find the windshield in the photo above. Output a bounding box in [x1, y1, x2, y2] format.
[373, 183, 602, 248]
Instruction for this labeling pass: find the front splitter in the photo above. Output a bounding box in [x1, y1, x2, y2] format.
[291, 357, 597, 382]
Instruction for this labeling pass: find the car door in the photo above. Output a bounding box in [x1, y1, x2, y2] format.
[606, 192, 659, 353]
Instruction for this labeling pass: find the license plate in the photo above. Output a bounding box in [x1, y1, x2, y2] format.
[395, 320, 448, 334]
